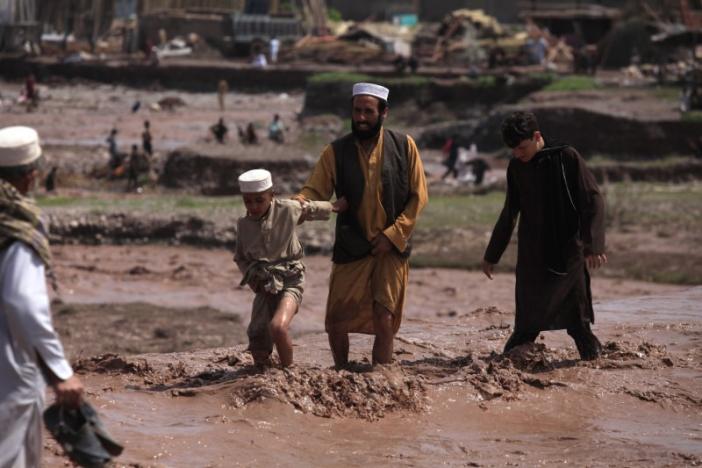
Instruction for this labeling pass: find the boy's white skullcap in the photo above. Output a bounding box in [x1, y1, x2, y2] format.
[238, 169, 273, 193]
[352, 82, 389, 102]
[0, 126, 42, 167]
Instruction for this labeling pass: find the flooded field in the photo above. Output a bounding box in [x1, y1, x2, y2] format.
[1, 77, 700, 467]
[41, 245, 701, 467]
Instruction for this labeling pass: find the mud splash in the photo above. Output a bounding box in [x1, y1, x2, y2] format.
[226, 364, 426, 420]
[70, 336, 688, 426]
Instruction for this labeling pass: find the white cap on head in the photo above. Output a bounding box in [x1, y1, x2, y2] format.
[352, 82, 389, 102]
[0, 126, 42, 167]
[238, 168, 273, 193]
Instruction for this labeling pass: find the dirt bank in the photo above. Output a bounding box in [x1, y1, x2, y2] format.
[159, 148, 313, 195]
[46, 211, 332, 252]
[419, 88, 700, 158]
[302, 75, 551, 118]
[0, 56, 312, 92]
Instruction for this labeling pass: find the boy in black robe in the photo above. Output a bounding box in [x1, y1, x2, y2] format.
[482, 111, 607, 360]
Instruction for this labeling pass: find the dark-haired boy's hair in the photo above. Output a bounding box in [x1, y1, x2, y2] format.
[501, 111, 539, 148]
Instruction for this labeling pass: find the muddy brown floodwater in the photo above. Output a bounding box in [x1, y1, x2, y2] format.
[39, 245, 702, 467]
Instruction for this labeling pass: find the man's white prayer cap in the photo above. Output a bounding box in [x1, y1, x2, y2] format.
[238, 168, 273, 193]
[352, 82, 389, 102]
[0, 126, 42, 167]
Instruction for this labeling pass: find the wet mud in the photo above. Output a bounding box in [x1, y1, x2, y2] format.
[40, 245, 702, 466]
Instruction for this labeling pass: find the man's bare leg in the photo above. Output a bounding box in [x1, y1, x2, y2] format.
[269, 295, 298, 367]
[372, 302, 394, 365]
[328, 331, 349, 369]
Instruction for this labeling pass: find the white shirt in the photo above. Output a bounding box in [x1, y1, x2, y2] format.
[0, 242, 73, 406]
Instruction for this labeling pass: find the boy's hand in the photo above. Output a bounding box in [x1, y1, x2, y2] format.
[481, 260, 494, 280]
[332, 197, 349, 213]
[586, 253, 607, 270]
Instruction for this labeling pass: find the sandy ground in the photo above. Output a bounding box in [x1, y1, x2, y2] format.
[41, 245, 701, 467]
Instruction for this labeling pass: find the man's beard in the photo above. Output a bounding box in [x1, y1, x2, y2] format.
[351, 116, 384, 141]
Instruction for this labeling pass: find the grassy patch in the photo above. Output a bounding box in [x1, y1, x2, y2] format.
[308, 72, 430, 87]
[418, 193, 506, 230]
[416, 183, 702, 285]
[604, 181, 702, 228]
[474, 75, 497, 87]
[652, 86, 680, 102]
[297, 131, 331, 154]
[543, 75, 599, 92]
[36, 194, 244, 216]
[39, 183, 702, 285]
[589, 155, 695, 167]
[681, 111, 702, 122]
[308, 72, 373, 84]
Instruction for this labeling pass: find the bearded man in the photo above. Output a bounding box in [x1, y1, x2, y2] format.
[295, 82, 428, 368]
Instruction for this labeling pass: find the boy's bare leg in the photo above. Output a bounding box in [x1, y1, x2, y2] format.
[372, 302, 394, 365]
[328, 332, 349, 369]
[269, 295, 298, 367]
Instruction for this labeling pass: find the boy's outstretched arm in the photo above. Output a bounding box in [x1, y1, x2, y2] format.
[297, 199, 332, 224]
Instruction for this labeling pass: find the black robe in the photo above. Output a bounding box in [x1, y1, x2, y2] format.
[484, 145, 606, 333]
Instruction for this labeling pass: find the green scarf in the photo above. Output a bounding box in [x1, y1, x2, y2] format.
[0, 178, 52, 267]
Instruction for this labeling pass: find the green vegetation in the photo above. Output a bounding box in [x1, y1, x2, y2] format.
[38, 182, 702, 285]
[308, 72, 430, 87]
[421, 182, 702, 232]
[604, 181, 702, 229]
[415, 183, 702, 284]
[419, 193, 505, 230]
[297, 131, 331, 154]
[474, 75, 497, 87]
[308, 72, 373, 84]
[36, 194, 244, 217]
[588, 155, 695, 167]
[652, 86, 681, 102]
[681, 111, 702, 122]
[528, 71, 557, 82]
[542, 75, 599, 92]
[327, 7, 343, 22]
[38, 182, 700, 233]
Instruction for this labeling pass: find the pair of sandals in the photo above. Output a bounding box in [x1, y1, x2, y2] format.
[44, 401, 123, 468]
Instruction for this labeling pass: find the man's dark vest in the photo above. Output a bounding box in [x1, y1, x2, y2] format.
[331, 128, 411, 264]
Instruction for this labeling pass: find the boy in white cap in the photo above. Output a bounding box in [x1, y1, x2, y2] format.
[235, 169, 346, 367]
[0, 126, 84, 467]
